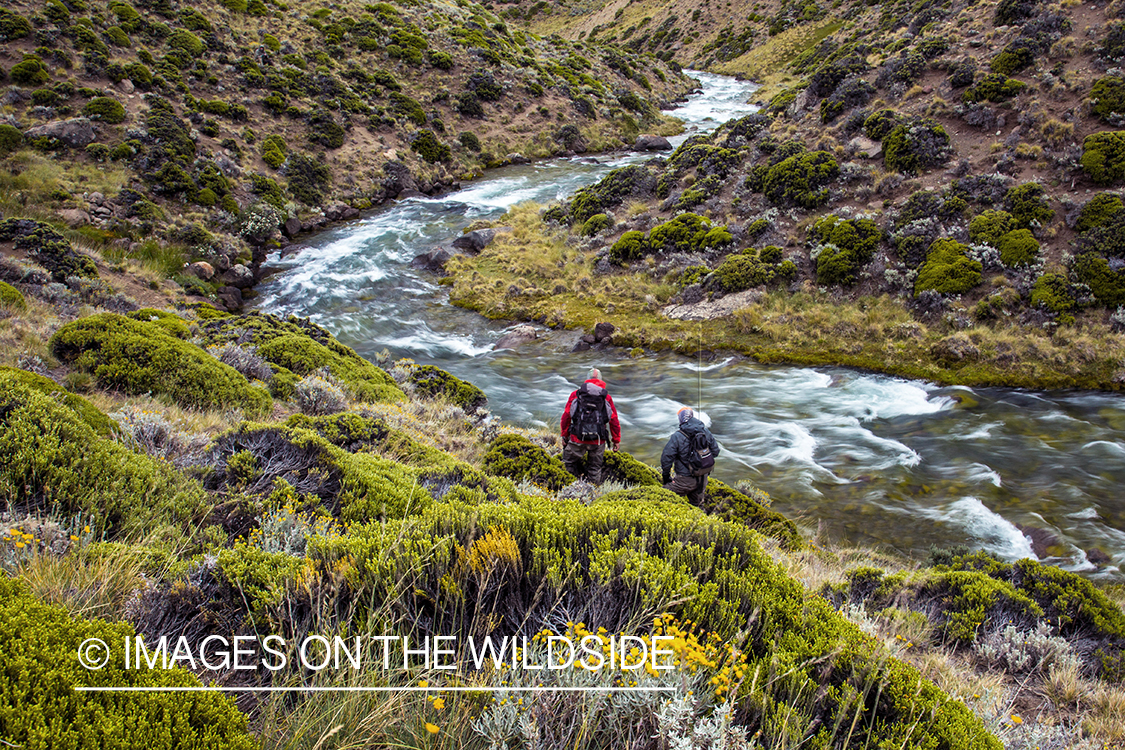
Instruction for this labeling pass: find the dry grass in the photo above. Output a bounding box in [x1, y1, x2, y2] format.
[84, 391, 241, 437]
[16, 544, 145, 621]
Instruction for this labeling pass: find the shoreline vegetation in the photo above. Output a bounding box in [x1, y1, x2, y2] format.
[445, 203, 1125, 393]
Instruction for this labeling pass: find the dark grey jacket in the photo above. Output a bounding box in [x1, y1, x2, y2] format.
[660, 417, 720, 477]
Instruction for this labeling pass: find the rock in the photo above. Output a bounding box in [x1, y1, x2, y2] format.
[220, 263, 254, 289]
[24, 118, 97, 148]
[280, 244, 308, 259]
[396, 189, 425, 200]
[452, 227, 499, 253]
[593, 322, 615, 343]
[494, 324, 539, 350]
[571, 340, 591, 352]
[341, 205, 360, 220]
[931, 333, 980, 364]
[679, 284, 706, 305]
[117, 79, 135, 94]
[383, 160, 417, 196]
[325, 204, 346, 221]
[216, 285, 243, 311]
[580, 334, 596, 344]
[1, 89, 27, 106]
[506, 152, 530, 164]
[634, 134, 672, 151]
[411, 247, 453, 273]
[57, 209, 89, 228]
[849, 136, 883, 158]
[283, 217, 302, 238]
[88, 191, 105, 206]
[1015, 524, 1061, 559]
[663, 288, 765, 321]
[302, 216, 328, 233]
[186, 261, 215, 280]
[1087, 548, 1112, 565]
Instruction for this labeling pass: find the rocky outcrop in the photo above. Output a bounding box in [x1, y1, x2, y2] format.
[452, 227, 509, 253]
[411, 247, 453, 273]
[634, 134, 672, 151]
[663, 289, 765, 321]
[571, 321, 616, 351]
[494, 324, 539, 350]
[25, 118, 97, 148]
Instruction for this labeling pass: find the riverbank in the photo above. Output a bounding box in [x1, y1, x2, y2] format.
[445, 203, 1125, 392]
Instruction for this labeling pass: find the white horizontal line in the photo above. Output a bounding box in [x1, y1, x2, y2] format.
[74, 686, 675, 693]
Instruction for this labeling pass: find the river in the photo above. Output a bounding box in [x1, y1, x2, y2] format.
[257, 71, 1125, 577]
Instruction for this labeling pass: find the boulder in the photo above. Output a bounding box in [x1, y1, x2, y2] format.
[593, 322, 615, 343]
[849, 136, 883, 158]
[25, 118, 97, 148]
[216, 285, 243, 311]
[117, 79, 135, 94]
[57, 209, 89, 228]
[506, 152, 531, 164]
[634, 134, 672, 151]
[452, 227, 500, 252]
[220, 263, 254, 289]
[186, 261, 215, 281]
[494, 324, 539, 350]
[341, 205, 360, 220]
[280, 244, 309, 259]
[411, 247, 453, 273]
[282, 217, 302, 238]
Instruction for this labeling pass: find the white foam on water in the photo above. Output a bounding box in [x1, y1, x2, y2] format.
[915, 497, 1037, 561]
[1081, 440, 1125, 455]
[961, 425, 994, 441]
[829, 375, 954, 421]
[1067, 506, 1101, 520]
[382, 329, 494, 358]
[966, 463, 1003, 487]
[667, 357, 737, 373]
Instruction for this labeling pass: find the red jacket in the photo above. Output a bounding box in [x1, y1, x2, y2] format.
[561, 378, 621, 445]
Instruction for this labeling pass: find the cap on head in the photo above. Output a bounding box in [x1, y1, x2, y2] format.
[678, 406, 694, 425]
[587, 367, 601, 380]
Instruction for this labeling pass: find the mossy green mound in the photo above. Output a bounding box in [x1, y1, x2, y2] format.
[0, 367, 115, 436]
[0, 375, 209, 536]
[247, 491, 1002, 749]
[0, 280, 25, 310]
[50, 313, 272, 416]
[482, 433, 574, 492]
[0, 578, 254, 750]
[407, 364, 487, 411]
[200, 312, 403, 403]
[915, 239, 983, 295]
[1082, 131, 1125, 185]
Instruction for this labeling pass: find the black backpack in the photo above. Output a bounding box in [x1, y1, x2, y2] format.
[682, 429, 715, 476]
[571, 383, 609, 442]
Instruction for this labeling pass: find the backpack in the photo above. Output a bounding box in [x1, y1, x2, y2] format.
[571, 383, 609, 442]
[682, 429, 715, 476]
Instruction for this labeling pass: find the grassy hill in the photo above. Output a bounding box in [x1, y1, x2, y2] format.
[0, 0, 691, 308]
[446, 0, 1125, 390]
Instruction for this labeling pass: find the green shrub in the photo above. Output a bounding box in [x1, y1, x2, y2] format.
[285, 152, 332, 205]
[962, 73, 1026, 103]
[568, 165, 653, 223]
[649, 213, 729, 253]
[168, 30, 204, 58]
[711, 248, 795, 292]
[482, 433, 573, 491]
[407, 364, 486, 411]
[428, 49, 453, 69]
[996, 228, 1039, 267]
[0, 375, 210, 536]
[458, 131, 481, 152]
[1004, 182, 1055, 227]
[200, 311, 403, 403]
[609, 230, 647, 263]
[1073, 252, 1125, 306]
[1076, 193, 1124, 232]
[884, 119, 952, 175]
[756, 149, 839, 208]
[810, 215, 882, 285]
[10, 55, 51, 86]
[0, 579, 255, 748]
[410, 129, 451, 163]
[0, 219, 97, 282]
[1090, 76, 1125, 123]
[50, 313, 272, 416]
[1030, 272, 1076, 314]
[83, 96, 126, 124]
[389, 92, 426, 125]
[968, 209, 1017, 246]
[915, 238, 983, 295]
[1100, 21, 1125, 62]
[990, 42, 1035, 76]
[0, 280, 25, 310]
[127, 307, 192, 338]
[260, 134, 287, 169]
[0, 366, 114, 436]
[0, 9, 32, 41]
[863, 108, 903, 140]
[580, 213, 611, 236]
[1081, 131, 1125, 185]
[0, 124, 22, 156]
[308, 111, 345, 149]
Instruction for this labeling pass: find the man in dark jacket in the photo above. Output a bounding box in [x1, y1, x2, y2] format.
[560, 367, 621, 485]
[661, 407, 719, 504]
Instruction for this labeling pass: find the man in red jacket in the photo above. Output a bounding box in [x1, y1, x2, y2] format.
[560, 367, 621, 485]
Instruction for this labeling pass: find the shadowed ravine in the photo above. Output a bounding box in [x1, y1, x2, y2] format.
[257, 72, 1125, 577]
